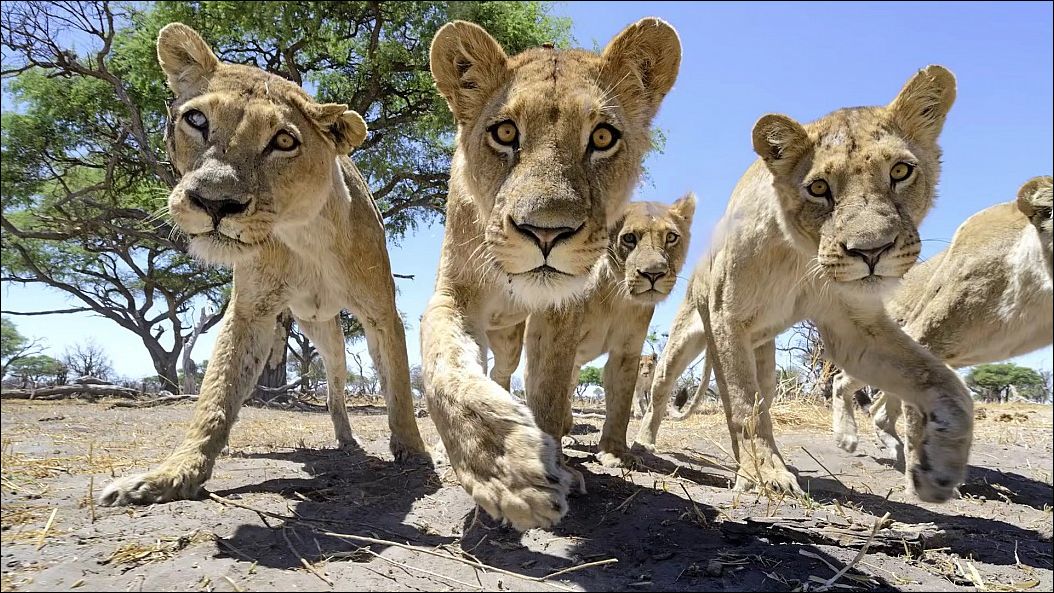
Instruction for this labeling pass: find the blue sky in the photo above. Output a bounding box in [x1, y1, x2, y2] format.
[3, 1, 1052, 381]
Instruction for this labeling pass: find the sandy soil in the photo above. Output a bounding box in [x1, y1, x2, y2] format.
[1, 398, 1051, 592]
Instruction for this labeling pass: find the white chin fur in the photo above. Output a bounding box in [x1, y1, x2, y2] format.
[504, 272, 591, 310]
[837, 275, 901, 301]
[188, 236, 254, 267]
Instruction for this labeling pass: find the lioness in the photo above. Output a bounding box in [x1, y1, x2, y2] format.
[832, 175, 1053, 460]
[101, 23, 427, 505]
[488, 197, 696, 468]
[634, 354, 658, 418]
[421, 19, 681, 530]
[635, 66, 972, 503]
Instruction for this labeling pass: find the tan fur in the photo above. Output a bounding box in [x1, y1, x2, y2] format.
[635, 66, 972, 503]
[100, 24, 427, 506]
[833, 176, 1053, 460]
[488, 197, 695, 468]
[421, 19, 681, 530]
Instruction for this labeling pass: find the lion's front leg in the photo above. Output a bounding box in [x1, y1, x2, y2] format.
[523, 308, 587, 491]
[870, 391, 905, 464]
[359, 309, 428, 462]
[598, 350, 643, 468]
[486, 322, 525, 392]
[709, 316, 802, 495]
[422, 291, 573, 531]
[296, 316, 356, 449]
[819, 312, 972, 503]
[831, 371, 863, 453]
[101, 279, 282, 506]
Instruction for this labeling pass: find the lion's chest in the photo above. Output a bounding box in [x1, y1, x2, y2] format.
[284, 250, 347, 322]
[574, 290, 652, 365]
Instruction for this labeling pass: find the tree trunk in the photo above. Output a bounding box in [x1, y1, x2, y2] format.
[155, 357, 180, 395]
[181, 308, 210, 395]
[254, 310, 292, 399]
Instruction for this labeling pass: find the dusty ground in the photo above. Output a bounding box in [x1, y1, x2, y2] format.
[1, 397, 1051, 592]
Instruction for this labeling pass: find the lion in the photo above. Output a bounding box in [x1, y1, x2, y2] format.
[420, 19, 681, 530]
[832, 175, 1053, 461]
[634, 354, 658, 418]
[633, 65, 973, 503]
[100, 23, 427, 506]
[487, 197, 696, 468]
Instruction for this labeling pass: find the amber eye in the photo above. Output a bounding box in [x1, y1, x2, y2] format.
[590, 124, 620, 151]
[890, 162, 914, 182]
[621, 233, 637, 247]
[666, 232, 679, 245]
[271, 131, 299, 152]
[807, 179, 830, 198]
[490, 121, 519, 147]
[183, 109, 208, 132]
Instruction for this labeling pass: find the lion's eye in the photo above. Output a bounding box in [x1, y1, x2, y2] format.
[805, 179, 830, 199]
[489, 121, 519, 147]
[270, 131, 300, 152]
[590, 124, 621, 151]
[621, 233, 637, 247]
[183, 109, 208, 132]
[665, 232, 679, 245]
[890, 162, 914, 183]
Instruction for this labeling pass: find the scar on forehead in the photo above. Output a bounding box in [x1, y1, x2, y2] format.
[824, 129, 848, 147]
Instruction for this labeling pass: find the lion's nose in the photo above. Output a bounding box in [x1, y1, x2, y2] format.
[512, 220, 583, 258]
[637, 268, 668, 286]
[844, 239, 896, 274]
[187, 190, 250, 227]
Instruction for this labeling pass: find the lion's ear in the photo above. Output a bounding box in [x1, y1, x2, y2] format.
[752, 114, 811, 177]
[1016, 175, 1053, 218]
[670, 192, 696, 224]
[310, 104, 368, 154]
[157, 23, 220, 96]
[429, 21, 509, 125]
[888, 65, 956, 145]
[600, 18, 682, 123]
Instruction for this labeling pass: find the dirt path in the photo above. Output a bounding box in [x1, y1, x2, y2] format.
[2, 399, 1051, 591]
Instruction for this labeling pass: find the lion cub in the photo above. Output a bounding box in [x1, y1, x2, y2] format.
[636, 66, 972, 503]
[101, 24, 426, 505]
[833, 176, 1053, 461]
[421, 19, 681, 530]
[488, 197, 695, 468]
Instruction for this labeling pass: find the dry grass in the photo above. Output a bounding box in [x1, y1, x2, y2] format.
[0, 504, 51, 544]
[101, 530, 216, 569]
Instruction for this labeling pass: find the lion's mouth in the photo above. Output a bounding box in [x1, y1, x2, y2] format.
[192, 231, 255, 247]
[518, 264, 572, 277]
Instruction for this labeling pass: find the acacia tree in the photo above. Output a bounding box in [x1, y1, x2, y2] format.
[1, 318, 42, 378]
[967, 363, 1045, 402]
[0, 1, 570, 392]
[61, 338, 113, 379]
[575, 366, 603, 399]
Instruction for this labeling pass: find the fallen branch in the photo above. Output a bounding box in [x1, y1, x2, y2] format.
[254, 377, 305, 395]
[722, 514, 942, 555]
[1, 384, 139, 400]
[816, 512, 890, 591]
[109, 394, 199, 408]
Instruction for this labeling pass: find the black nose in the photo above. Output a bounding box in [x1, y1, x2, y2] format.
[187, 190, 249, 226]
[512, 220, 582, 258]
[844, 240, 896, 274]
[637, 270, 667, 286]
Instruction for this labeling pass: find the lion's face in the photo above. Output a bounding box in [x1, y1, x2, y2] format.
[638, 354, 657, 380]
[611, 196, 695, 304]
[753, 66, 957, 297]
[157, 24, 367, 266]
[431, 19, 681, 308]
